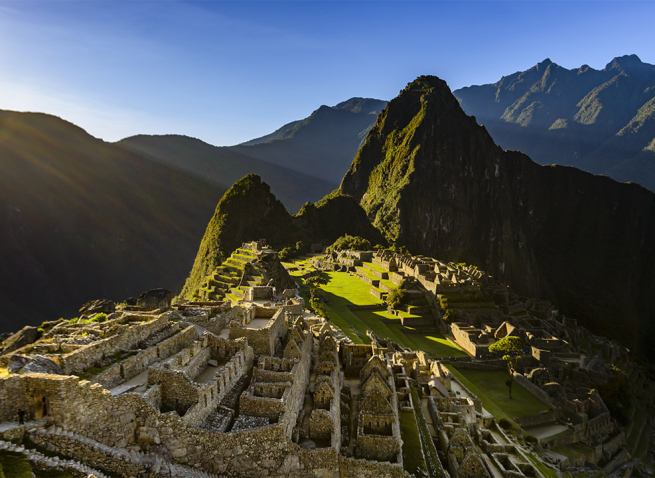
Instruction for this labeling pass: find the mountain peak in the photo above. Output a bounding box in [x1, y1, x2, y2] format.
[332, 97, 387, 115]
[605, 54, 643, 71]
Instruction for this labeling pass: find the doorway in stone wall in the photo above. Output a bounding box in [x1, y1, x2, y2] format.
[33, 396, 48, 419]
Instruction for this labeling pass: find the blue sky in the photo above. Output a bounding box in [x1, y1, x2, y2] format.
[1, 0, 653, 146]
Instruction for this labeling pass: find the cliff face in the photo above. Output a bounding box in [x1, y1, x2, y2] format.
[341, 76, 655, 359]
[293, 193, 386, 247]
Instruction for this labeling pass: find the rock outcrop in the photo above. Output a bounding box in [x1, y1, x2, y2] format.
[0, 326, 41, 355]
[340, 75, 655, 360]
[79, 299, 116, 316]
[137, 289, 172, 309]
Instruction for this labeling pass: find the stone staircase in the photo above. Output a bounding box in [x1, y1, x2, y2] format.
[27, 426, 221, 478]
[199, 248, 264, 301]
[0, 438, 110, 478]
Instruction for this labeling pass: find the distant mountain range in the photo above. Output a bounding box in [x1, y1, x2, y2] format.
[0, 98, 384, 333]
[454, 55, 655, 191]
[119, 97, 387, 212]
[233, 98, 387, 185]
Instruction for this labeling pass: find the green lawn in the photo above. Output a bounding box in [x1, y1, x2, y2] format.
[551, 442, 595, 461]
[361, 261, 388, 274]
[297, 270, 466, 356]
[525, 453, 563, 478]
[447, 367, 548, 421]
[0, 450, 74, 478]
[399, 411, 427, 476]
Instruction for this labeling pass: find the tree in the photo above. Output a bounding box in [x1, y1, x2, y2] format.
[325, 234, 371, 253]
[305, 272, 329, 300]
[387, 282, 408, 310]
[309, 297, 329, 320]
[489, 336, 525, 399]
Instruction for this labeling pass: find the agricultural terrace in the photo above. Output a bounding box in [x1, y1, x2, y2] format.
[283, 258, 465, 357]
[447, 367, 549, 423]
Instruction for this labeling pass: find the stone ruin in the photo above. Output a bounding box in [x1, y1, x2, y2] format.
[1, 245, 651, 477]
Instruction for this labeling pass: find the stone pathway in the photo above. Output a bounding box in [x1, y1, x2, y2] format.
[0, 419, 46, 435]
[109, 368, 149, 395]
[421, 397, 437, 436]
[524, 423, 569, 440]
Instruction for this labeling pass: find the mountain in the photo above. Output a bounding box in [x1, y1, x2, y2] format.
[117, 97, 386, 213]
[232, 98, 387, 184]
[0, 96, 385, 334]
[117, 134, 335, 214]
[454, 55, 655, 191]
[0, 110, 221, 332]
[178, 174, 384, 300]
[340, 76, 655, 361]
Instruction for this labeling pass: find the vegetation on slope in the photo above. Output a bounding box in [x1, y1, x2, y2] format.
[178, 174, 298, 299]
[0, 110, 219, 333]
[339, 74, 655, 362]
[179, 176, 384, 301]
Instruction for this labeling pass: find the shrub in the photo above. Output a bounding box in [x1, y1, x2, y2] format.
[388, 243, 410, 254]
[387, 283, 408, 310]
[326, 234, 371, 253]
[68, 318, 79, 324]
[309, 298, 329, 319]
[499, 418, 512, 430]
[442, 309, 454, 323]
[89, 313, 108, 323]
[525, 434, 538, 444]
[278, 247, 295, 261]
[489, 336, 524, 356]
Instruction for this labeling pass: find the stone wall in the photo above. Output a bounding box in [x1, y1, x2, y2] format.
[240, 328, 311, 434]
[357, 431, 401, 463]
[93, 325, 197, 390]
[28, 427, 147, 476]
[0, 375, 26, 422]
[61, 314, 172, 374]
[513, 411, 559, 429]
[450, 323, 483, 358]
[182, 304, 240, 335]
[231, 308, 287, 356]
[512, 371, 556, 409]
[149, 342, 254, 424]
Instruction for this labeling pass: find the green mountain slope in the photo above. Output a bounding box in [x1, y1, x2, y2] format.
[179, 174, 384, 301]
[341, 75, 655, 361]
[454, 55, 655, 191]
[0, 110, 221, 332]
